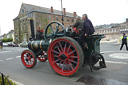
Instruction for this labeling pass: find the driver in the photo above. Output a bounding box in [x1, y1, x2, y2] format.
[36, 26, 44, 40]
[71, 16, 83, 36]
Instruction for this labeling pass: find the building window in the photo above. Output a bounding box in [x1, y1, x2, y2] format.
[49, 15, 51, 20]
[22, 9, 24, 13]
[67, 18, 69, 22]
[72, 19, 74, 22]
[61, 17, 64, 21]
[56, 16, 58, 20]
[53, 16, 55, 20]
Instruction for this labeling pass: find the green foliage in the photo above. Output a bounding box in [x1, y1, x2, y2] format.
[2, 38, 13, 42]
[0, 75, 17, 85]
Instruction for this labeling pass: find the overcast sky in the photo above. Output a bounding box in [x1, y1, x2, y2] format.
[0, 0, 128, 35]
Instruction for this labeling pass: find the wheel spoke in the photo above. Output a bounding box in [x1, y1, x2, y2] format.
[68, 50, 76, 55]
[50, 25, 54, 33]
[46, 34, 53, 38]
[70, 56, 78, 59]
[52, 50, 60, 54]
[64, 62, 70, 71]
[54, 55, 59, 58]
[68, 59, 77, 64]
[58, 42, 63, 52]
[62, 62, 65, 71]
[68, 61, 74, 70]
[57, 46, 61, 53]
[54, 59, 60, 63]
[67, 44, 71, 53]
[63, 42, 67, 52]
[59, 60, 62, 67]
[55, 24, 60, 33]
[56, 34, 65, 37]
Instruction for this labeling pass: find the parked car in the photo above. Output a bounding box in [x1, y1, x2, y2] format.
[3, 43, 8, 47]
[20, 41, 28, 47]
[8, 42, 19, 47]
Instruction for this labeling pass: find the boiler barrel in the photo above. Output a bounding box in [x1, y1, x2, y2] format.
[28, 40, 49, 51]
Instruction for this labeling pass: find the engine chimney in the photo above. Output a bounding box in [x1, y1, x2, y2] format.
[30, 19, 35, 39]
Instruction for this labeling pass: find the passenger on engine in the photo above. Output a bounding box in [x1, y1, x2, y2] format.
[36, 26, 44, 40]
[79, 14, 95, 49]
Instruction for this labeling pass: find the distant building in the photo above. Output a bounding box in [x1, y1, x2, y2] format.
[13, 3, 77, 43]
[0, 30, 14, 41]
[95, 18, 128, 40]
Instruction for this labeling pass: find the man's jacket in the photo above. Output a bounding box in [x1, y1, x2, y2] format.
[73, 19, 83, 30]
[83, 19, 95, 35]
[121, 36, 128, 43]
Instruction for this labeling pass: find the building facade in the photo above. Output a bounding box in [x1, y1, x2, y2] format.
[13, 3, 76, 44]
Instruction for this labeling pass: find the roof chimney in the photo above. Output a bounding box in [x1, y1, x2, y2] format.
[51, 6, 54, 13]
[63, 8, 66, 15]
[73, 12, 77, 17]
[126, 18, 128, 23]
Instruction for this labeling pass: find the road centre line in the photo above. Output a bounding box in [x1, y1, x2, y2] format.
[16, 56, 21, 58]
[6, 58, 13, 60]
[101, 51, 127, 53]
[0, 60, 3, 62]
[0, 51, 11, 53]
[105, 60, 127, 64]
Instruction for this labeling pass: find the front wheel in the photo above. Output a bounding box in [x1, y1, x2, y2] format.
[21, 50, 37, 68]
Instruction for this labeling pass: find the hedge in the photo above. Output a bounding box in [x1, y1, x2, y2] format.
[1, 38, 13, 42]
[0, 75, 17, 85]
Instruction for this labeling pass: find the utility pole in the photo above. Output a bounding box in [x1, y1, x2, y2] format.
[61, 0, 64, 25]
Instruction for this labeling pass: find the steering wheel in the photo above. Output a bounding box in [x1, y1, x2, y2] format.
[44, 22, 66, 43]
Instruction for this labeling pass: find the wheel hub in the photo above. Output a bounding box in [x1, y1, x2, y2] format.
[59, 54, 67, 61]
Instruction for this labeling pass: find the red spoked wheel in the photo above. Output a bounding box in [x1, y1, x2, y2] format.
[21, 50, 37, 68]
[37, 51, 47, 62]
[48, 37, 84, 76]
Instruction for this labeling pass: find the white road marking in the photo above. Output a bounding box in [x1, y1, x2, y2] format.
[0, 60, 3, 62]
[106, 60, 127, 64]
[109, 53, 128, 59]
[16, 56, 21, 58]
[101, 51, 127, 53]
[0, 51, 11, 53]
[18, 50, 21, 51]
[6, 58, 13, 60]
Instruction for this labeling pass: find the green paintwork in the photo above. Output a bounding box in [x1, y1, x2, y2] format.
[84, 35, 104, 58]
[28, 40, 49, 52]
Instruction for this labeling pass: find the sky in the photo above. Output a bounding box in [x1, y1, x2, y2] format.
[0, 0, 128, 35]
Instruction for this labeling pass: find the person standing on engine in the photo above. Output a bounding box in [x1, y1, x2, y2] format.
[79, 14, 95, 49]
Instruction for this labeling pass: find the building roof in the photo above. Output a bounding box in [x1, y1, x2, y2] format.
[22, 3, 74, 17]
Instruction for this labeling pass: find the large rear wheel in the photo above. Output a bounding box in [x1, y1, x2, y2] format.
[48, 37, 84, 76]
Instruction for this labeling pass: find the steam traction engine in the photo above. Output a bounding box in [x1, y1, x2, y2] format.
[21, 21, 106, 76]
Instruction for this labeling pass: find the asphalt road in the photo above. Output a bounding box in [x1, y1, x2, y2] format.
[0, 42, 128, 85]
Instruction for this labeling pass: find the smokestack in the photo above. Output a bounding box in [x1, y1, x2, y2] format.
[30, 19, 35, 39]
[63, 8, 66, 15]
[126, 18, 128, 23]
[73, 12, 77, 17]
[51, 6, 54, 13]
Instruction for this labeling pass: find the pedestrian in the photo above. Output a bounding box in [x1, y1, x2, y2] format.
[79, 14, 95, 49]
[1, 41, 3, 49]
[0, 41, 1, 49]
[120, 33, 128, 50]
